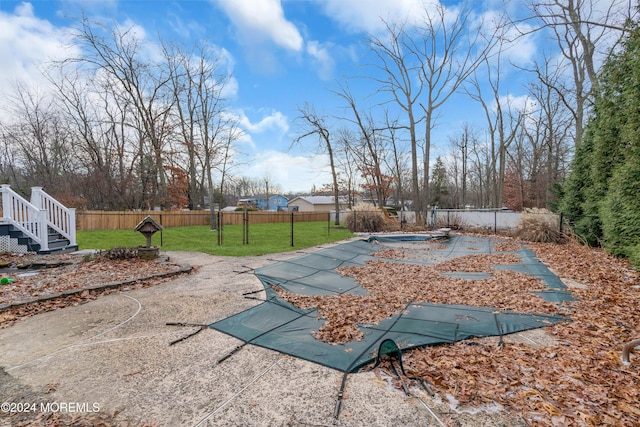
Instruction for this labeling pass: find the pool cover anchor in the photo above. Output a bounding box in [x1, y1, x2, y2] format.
[242, 288, 266, 301]
[233, 265, 255, 274]
[384, 351, 445, 427]
[216, 342, 249, 364]
[166, 322, 209, 346]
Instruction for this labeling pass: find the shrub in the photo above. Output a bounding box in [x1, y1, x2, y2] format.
[435, 212, 466, 230]
[345, 205, 387, 233]
[515, 208, 564, 243]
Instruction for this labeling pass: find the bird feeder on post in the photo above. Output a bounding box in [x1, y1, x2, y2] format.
[134, 215, 163, 259]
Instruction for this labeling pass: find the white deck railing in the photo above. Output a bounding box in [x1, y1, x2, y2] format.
[0, 185, 77, 251]
[31, 187, 76, 247]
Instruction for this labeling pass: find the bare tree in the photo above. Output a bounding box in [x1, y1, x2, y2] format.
[99, 81, 141, 209]
[1, 84, 77, 196]
[410, 3, 501, 212]
[230, 176, 254, 198]
[335, 128, 360, 209]
[448, 123, 475, 209]
[69, 17, 175, 208]
[517, 63, 573, 208]
[295, 104, 341, 225]
[466, 50, 524, 208]
[367, 21, 424, 219]
[0, 17, 243, 212]
[0, 125, 22, 186]
[369, 3, 498, 221]
[526, 0, 633, 147]
[164, 40, 238, 221]
[334, 82, 389, 208]
[468, 133, 493, 208]
[382, 111, 410, 209]
[220, 125, 243, 191]
[164, 43, 199, 209]
[503, 128, 530, 211]
[42, 63, 139, 209]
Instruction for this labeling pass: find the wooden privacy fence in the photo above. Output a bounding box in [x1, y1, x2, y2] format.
[77, 210, 331, 231]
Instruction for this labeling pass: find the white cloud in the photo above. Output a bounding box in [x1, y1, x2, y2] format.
[204, 48, 240, 100]
[246, 151, 332, 193]
[229, 109, 289, 154]
[236, 109, 289, 135]
[167, 12, 206, 39]
[306, 40, 335, 80]
[493, 94, 534, 118]
[0, 3, 77, 96]
[501, 21, 538, 67]
[221, 74, 240, 100]
[212, 0, 303, 51]
[469, 9, 538, 72]
[315, 0, 430, 34]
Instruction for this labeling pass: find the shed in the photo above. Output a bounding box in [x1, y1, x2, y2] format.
[287, 196, 347, 213]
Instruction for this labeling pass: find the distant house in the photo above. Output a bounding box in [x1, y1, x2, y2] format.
[258, 194, 288, 211]
[238, 197, 258, 207]
[287, 195, 348, 212]
[238, 194, 288, 211]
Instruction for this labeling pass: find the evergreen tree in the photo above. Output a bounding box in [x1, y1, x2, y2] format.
[561, 18, 640, 263]
[430, 157, 449, 207]
[601, 156, 640, 267]
[558, 126, 601, 245]
[597, 21, 640, 266]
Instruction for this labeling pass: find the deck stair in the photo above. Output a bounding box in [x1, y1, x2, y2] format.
[0, 185, 77, 254]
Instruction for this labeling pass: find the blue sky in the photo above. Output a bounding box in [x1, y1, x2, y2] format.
[0, 0, 544, 193]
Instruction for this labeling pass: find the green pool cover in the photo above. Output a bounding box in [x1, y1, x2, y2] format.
[210, 235, 570, 373]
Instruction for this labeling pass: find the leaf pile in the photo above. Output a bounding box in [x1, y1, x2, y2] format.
[368, 239, 454, 262]
[276, 238, 640, 425]
[372, 248, 411, 259]
[373, 245, 450, 261]
[432, 253, 522, 272]
[406, 242, 640, 426]
[493, 240, 522, 252]
[275, 252, 562, 344]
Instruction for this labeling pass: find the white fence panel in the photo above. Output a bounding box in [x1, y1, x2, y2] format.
[435, 210, 523, 230]
[333, 208, 562, 232]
